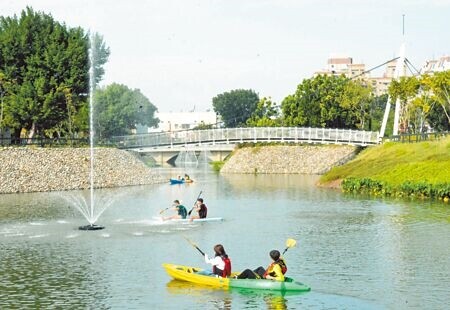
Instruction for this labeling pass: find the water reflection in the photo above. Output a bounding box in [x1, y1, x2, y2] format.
[166, 279, 312, 310]
[0, 241, 111, 308]
[166, 280, 232, 309]
[1, 172, 449, 309]
[235, 289, 292, 310]
[0, 192, 74, 222]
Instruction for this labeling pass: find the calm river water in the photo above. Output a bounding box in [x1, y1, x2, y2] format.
[1, 168, 449, 309]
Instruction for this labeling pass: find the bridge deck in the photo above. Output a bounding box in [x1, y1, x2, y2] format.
[111, 127, 379, 150]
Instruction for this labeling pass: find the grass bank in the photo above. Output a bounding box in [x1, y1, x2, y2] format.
[320, 137, 450, 201]
[210, 161, 225, 172]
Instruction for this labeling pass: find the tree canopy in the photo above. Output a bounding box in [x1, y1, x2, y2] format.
[246, 97, 279, 127]
[212, 89, 259, 127]
[94, 83, 158, 138]
[388, 72, 450, 134]
[281, 75, 373, 129]
[0, 7, 109, 138]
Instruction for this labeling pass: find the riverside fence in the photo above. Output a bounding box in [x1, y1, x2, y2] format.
[390, 132, 449, 143]
[0, 137, 89, 147]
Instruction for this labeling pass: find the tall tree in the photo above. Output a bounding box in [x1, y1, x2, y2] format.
[0, 72, 13, 129]
[388, 76, 420, 133]
[340, 80, 373, 129]
[212, 89, 259, 127]
[281, 75, 355, 128]
[246, 97, 279, 127]
[427, 71, 450, 125]
[94, 83, 158, 138]
[89, 32, 110, 88]
[0, 7, 109, 139]
[426, 103, 450, 132]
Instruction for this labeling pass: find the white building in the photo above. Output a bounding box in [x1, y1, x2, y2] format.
[148, 111, 217, 133]
[420, 56, 450, 74]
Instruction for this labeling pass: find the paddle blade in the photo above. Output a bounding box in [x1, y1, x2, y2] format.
[286, 238, 297, 248]
[282, 238, 297, 255]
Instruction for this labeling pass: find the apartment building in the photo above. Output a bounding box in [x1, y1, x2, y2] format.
[315, 57, 367, 78]
[420, 56, 450, 74]
[314, 56, 408, 96]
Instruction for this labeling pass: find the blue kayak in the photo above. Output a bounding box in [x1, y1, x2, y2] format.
[169, 178, 193, 185]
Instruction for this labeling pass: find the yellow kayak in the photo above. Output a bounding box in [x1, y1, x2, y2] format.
[162, 263, 311, 292]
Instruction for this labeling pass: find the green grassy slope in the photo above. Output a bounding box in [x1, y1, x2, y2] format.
[320, 137, 450, 200]
[321, 137, 450, 185]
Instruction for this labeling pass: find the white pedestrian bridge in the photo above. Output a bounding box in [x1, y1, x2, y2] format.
[110, 127, 379, 165]
[112, 127, 378, 150]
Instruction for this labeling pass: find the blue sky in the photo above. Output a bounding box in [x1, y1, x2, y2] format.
[3, 0, 449, 112]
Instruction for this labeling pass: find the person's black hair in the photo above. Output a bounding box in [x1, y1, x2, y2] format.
[197, 198, 203, 203]
[214, 244, 227, 257]
[173, 200, 180, 204]
[270, 250, 280, 261]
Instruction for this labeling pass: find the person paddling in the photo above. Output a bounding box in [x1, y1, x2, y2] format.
[204, 244, 232, 278]
[163, 200, 187, 220]
[189, 198, 207, 221]
[236, 250, 287, 281]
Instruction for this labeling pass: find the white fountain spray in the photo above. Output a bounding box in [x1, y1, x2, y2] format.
[57, 32, 117, 229]
[89, 32, 95, 224]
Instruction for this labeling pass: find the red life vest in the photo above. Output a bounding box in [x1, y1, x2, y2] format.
[263, 259, 287, 278]
[213, 255, 232, 278]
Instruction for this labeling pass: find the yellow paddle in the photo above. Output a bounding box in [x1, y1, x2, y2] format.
[183, 237, 205, 256]
[282, 238, 297, 255]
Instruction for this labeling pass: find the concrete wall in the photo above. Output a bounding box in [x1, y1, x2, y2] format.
[0, 147, 165, 194]
[221, 145, 357, 174]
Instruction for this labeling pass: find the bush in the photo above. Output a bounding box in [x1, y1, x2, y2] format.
[342, 177, 450, 200]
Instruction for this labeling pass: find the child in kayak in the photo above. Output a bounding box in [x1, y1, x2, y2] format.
[236, 250, 286, 281]
[163, 200, 187, 220]
[204, 244, 231, 277]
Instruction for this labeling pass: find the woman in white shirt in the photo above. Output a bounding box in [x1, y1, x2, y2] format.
[204, 244, 231, 277]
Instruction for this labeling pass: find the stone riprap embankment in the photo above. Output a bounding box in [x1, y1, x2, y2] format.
[0, 147, 165, 194]
[221, 145, 357, 174]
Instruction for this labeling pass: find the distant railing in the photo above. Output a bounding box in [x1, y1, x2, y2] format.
[110, 127, 379, 149]
[390, 132, 449, 143]
[0, 137, 89, 147]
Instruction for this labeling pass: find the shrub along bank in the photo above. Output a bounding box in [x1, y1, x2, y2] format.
[319, 137, 450, 201]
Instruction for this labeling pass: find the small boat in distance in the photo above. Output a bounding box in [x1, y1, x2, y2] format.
[169, 178, 194, 185]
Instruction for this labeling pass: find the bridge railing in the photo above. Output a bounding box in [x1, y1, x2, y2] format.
[110, 127, 379, 149]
